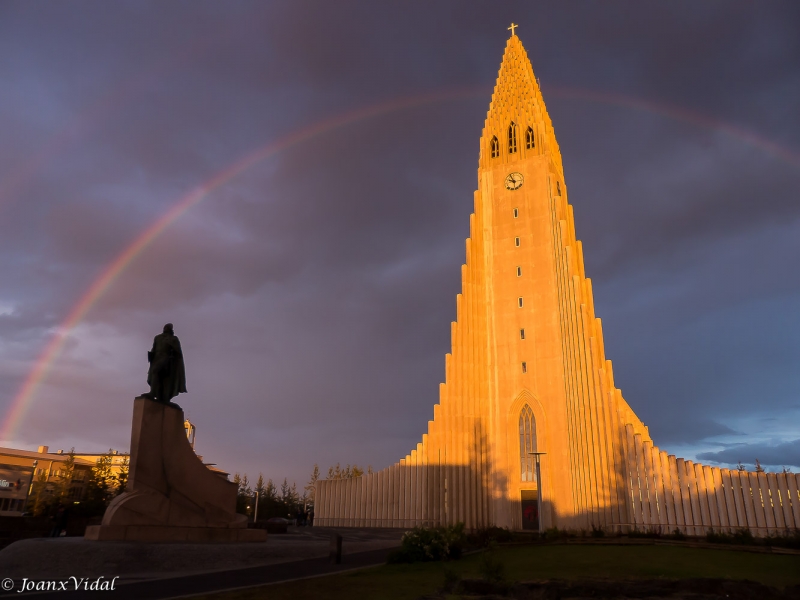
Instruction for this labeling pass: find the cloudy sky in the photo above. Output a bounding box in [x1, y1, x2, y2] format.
[1, 2, 798, 488]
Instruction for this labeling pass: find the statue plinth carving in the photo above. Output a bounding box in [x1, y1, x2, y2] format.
[85, 396, 264, 543]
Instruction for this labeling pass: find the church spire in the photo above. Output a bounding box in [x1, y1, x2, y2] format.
[480, 29, 564, 177]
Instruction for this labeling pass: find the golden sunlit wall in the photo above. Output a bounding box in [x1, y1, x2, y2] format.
[314, 34, 800, 535]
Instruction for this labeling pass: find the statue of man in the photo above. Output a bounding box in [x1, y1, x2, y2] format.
[146, 323, 187, 403]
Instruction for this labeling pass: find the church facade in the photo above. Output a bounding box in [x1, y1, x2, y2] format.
[315, 33, 800, 534]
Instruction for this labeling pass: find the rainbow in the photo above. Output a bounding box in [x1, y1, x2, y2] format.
[547, 85, 800, 169]
[0, 87, 487, 441]
[4, 85, 799, 443]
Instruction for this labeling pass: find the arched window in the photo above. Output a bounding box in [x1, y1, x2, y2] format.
[508, 122, 518, 154]
[526, 126, 535, 149]
[519, 404, 537, 481]
[490, 136, 500, 158]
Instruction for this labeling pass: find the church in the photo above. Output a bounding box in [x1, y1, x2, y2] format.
[315, 30, 800, 535]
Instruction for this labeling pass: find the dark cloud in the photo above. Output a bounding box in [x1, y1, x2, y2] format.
[697, 439, 800, 469]
[0, 1, 798, 485]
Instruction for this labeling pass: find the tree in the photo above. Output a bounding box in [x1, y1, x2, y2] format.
[57, 448, 76, 502]
[264, 479, 278, 501]
[239, 474, 252, 496]
[782, 466, 793, 474]
[736, 462, 746, 472]
[116, 455, 130, 495]
[326, 463, 367, 479]
[280, 478, 291, 504]
[754, 459, 765, 473]
[306, 464, 320, 504]
[28, 470, 50, 516]
[255, 473, 266, 498]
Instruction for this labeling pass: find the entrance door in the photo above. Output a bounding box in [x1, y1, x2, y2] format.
[521, 490, 538, 530]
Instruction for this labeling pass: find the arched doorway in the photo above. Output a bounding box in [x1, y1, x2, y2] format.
[519, 404, 539, 530]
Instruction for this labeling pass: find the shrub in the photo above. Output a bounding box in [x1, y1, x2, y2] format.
[763, 529, 800, 549]
[590, 524, 605, 538]
[441, 565, 461, 593]
[705, 529, 733, 544]
[468, 525, 513, 547]
[670, 528, 687, 540]
[387, 523, 467, 563]
[543, 526, 570, 540]
[732, 528, 755, 545]
[628, 527, 662, 539]
[478, 542, 506, 585]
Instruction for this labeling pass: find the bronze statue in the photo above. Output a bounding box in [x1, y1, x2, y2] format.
[145, 323, 187, 403]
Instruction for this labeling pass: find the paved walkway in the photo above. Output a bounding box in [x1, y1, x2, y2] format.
[5, 545, 396, 599]
[0, 527, 403, 599]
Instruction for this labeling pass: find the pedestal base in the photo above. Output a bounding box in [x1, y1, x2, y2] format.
[85, 524, 266, 543]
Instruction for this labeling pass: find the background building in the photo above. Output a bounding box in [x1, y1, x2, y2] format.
[0, 446, 96, 515]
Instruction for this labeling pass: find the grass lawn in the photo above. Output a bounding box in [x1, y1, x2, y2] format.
[193, 544, 800, 600]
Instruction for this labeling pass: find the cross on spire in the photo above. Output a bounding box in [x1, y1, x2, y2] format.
[508, 23, 519, 37]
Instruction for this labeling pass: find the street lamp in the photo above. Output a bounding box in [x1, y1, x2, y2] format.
[528, 452, 546, 534]
[24, 460, 38, 514]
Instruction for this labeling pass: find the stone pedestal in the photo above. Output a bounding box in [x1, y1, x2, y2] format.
[85, 396, 265, 543]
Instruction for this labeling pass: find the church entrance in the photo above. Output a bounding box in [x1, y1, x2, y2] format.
[520, 490, 539, 530]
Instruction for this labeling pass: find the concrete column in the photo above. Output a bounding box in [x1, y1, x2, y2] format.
[342, 476, 351, 526]
[737, 471, 758, 531]
[759, 473, 776, 531]
[676, 459, 695, 535]
[626, 426, 643, 529]
[411, 444, 422, 527]
[711, 467, 728, 529]
[620, 422, 635, 531]
[406, 457, 413, 526]
[776, 472, 796, 529]
[314, 481, 327, 520]
[431, 453, 440, 526]
[580, 305, 608, 527]
[336, 479, 346, 527]
[391, 464, 399, 527]
[668, 455, 685, 533]
[565, 262, 593, 524]
[573, 278, 602, 525]
[787, 474, 800, 530]
[558, 242, 586, 526]
[609, 383, 631, 528]
[691, 463, 711, 532]
[767, 473, 785, 530]
[684, 462, 703, 535]
[383, 467, 391, 528]
[364, 474, 372, 527]
[376, 468, 385, 527]
[658, 451, 675, 527]
[720, 469, 736, 531]
[728, 470, 748, 529]
[633, 435, 650, 527]
[398, 459, 406, 528]
[357, 476, 364, 526]
[702, 466, 720, 529]
[344, 477, 353, 527]
[643, 442, 660, 527]
[357, 475, 366, 527]
[420, 437, 428, 526]
[748, 472, 767, 533]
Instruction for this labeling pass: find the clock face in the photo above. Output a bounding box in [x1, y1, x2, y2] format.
[505, 172, 523, 190]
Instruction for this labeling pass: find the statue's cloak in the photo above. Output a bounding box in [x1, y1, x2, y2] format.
[147, 332, 187, 402]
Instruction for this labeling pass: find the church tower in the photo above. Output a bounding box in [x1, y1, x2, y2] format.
[314, 29, 799, 534]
